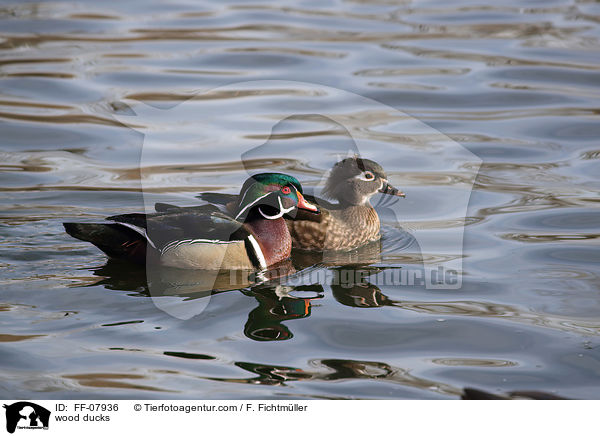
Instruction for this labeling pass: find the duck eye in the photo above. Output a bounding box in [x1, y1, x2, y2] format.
[281, 186, 291, 194]
[364, 171, 375, 180]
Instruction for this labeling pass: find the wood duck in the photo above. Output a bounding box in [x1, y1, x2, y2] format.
[196, 157, 405, 251]
[63, 173, 319, 270]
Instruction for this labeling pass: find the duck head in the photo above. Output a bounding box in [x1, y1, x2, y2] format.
[322, 156, 405, 206]
[234, 173, 319, 221]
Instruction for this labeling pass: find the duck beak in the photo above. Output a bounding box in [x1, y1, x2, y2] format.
[379, 180, 406, 198]
[296, 192, 320, 214]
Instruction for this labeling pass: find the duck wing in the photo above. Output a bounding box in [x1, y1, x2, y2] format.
[65, 207, 248, 264]
[196, 192, 237, 206]
[154, 202, 221, 214]
[106, 209, 248, 252]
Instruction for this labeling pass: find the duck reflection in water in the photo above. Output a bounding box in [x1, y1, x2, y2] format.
[89, 258, 297, 297]
[242, 261, 422, 341]
[87, 259, 323, 341]
[88, 256, 417, 342]
[330, 266, 396, 308]
[243, 284, 323, 341]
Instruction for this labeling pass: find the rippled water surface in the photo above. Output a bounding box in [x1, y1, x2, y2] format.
[1, 0, 600, 399]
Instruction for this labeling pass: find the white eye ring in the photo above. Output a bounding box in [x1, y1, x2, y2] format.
[356, 171, 376, 181]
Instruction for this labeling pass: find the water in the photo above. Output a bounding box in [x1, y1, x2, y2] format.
[1, 0, 599, 399]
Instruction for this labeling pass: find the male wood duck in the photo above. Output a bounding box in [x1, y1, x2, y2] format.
[63, 173, 319, 270]
[196, 157, 405, 251]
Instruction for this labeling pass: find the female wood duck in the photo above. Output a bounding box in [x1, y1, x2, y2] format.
[63, 173, 319, 270]
[196, 157, 405, 251]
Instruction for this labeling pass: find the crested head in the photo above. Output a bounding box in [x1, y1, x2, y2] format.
[234, 172, 318, 221]
[322, 156, 405, 206]
[239, 173, 304, 197]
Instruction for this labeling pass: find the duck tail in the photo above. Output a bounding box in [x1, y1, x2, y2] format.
[63, 222, 148, 264]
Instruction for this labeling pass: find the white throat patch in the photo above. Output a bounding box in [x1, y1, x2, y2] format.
[258, 197, 294, 220]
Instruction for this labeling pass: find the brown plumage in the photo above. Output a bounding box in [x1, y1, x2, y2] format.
[287, 204, 381, 251]
[287, 157, 405, 251]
